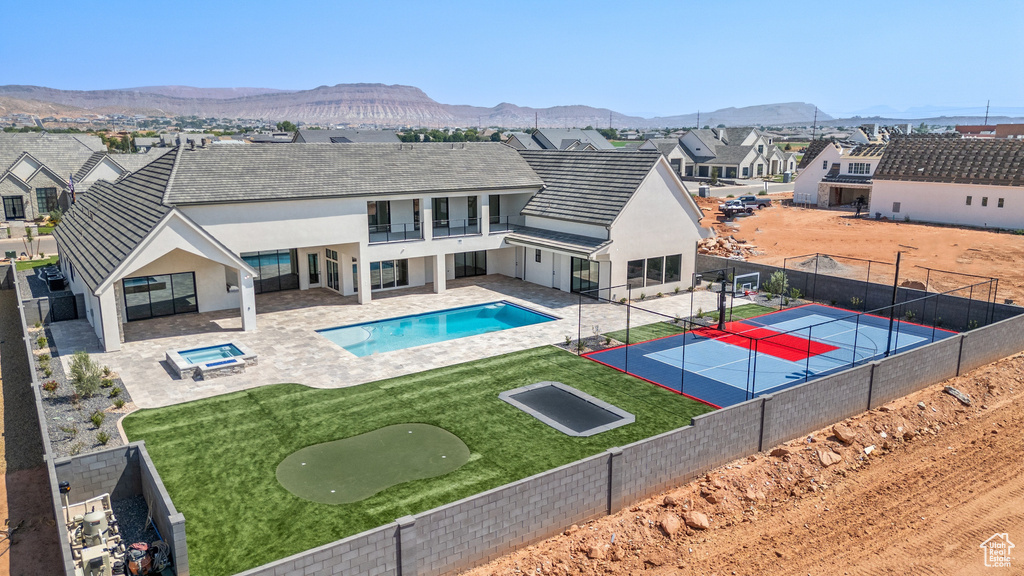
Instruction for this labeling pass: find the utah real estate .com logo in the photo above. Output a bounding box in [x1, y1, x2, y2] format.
[980, 533, 1014, 568]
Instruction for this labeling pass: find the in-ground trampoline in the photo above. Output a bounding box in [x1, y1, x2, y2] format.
[499, 381, 634, 436]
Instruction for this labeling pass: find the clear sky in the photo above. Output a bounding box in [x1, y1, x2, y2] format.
[2, 0, 1022, 119]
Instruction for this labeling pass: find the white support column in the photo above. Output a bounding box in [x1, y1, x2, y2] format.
[96, 287, 121, 352]
[421, 197, 433, 241]
[433, 254, 446, 294]
[357, 246, 372, 304]
[480, 194, 490, 237]
[240, 271, 257, 331]
[297, 250, 310, 290]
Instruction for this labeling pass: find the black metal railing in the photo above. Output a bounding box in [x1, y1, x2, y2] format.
[368, 223, 423, 243]
[488, 215, 525, 232]
[431, 218, 481, 238]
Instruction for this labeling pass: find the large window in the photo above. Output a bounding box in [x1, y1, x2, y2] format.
[627, 259, 644, 288]
[665, 254, 682, 283]
[35, 188, 58, 214]
[325, 248, 340, 291]
[241, 249, 299, 294]
[2, 197, 25, 220]
[367, 201, 390, 231]
[369, 259, 409, 290]
[454, 251, 487, 278]
[571, 257, 599, 294]
[122, 272, 197, 321]
[432, 198, 449, 228]
[646, 257, 664, 286]
[489, 194, 501, 224]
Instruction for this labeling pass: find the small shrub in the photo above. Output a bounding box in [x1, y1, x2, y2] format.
[758, 190, 768, 196]
[850, 296, 863, 309]
[43, 366, 53, 377]
[686, 285, 695, 292]
[904, 310, 916, 321]
[674, 286, 681, 294]
[783, 297, 790, 305]
[41, 380, 59, 395]
[674, 315, 681, 324]
[764, 270, 789, 297]
[575, 342, 586, 353]
[639, 292, 646, 301]
[603, 336, 612, 346]
[619, 297, 626, 304]
[36, 335, 48, 349]
[903, 215, 911, 222]
[968, 319, 979, 330]
[34, 320, 41, 329]
[70, 351, 103, 398]
[656, 292, 663, 298]
[830, 299, 838, 306]
[564, 335, 572, 346]
[70, 442, 83, 456]
[113, 398, 126, 409]
[109, 387, 121, 398]
[90, 411, 106, 428]
[696, 307, 705, 318]
[97, 431, 110, 445]
[102, 365, 112, 377]
[100, 378, 114, 388]
[59, 425, 77, 437]
[789, 288, 802, 300]
[726, 194, 735, 198]
[38, 353, 50, 363]
[935, 317, 943, 327]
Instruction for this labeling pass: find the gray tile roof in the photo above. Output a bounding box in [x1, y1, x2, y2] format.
[518, 150, 661, 225]
[0, 133, 106, 182]
[532, 129, 614, 150]
[646, 138, 683, 157]
[504, 132, 543, 150]
[164, 143, 544, 205]
[505, 227, 610, 256]
[54, 148, 176, 292]
[112, 148, 172, 174]
[873, 136, 1024, 186]
[293, 129, 400, 143]
[704, 145, 754, 166]
[847, 143, 887, 157]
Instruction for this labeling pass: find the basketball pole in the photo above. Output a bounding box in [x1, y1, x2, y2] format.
[624, 285, 631, 374]
[884, 251, 902, 357]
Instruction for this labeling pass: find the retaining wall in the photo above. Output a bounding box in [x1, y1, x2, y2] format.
[233, 523, 397, 576]
[958, 314, 1024, 374]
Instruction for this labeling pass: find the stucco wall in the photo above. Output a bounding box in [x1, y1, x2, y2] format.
[869, 180, 1023, 229]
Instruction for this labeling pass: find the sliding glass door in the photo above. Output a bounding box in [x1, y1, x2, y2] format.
[454, 251, 487, 278]
[122, 272, 198, 321]
[241, 249, 299, 294]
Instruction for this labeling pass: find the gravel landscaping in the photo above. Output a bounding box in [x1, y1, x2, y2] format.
[33, 326, 135, 458]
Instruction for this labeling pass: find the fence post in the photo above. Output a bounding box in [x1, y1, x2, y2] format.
[866, 361, 880, 411]
[956, 333, 967, 376]
[397, 515, 418, 576]
[607, 447, 623, 514]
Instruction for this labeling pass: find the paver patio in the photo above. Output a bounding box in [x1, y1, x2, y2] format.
[48, 276, 720, 408]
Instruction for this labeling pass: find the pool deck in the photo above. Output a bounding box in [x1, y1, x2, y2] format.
[48, 276, 720, 408]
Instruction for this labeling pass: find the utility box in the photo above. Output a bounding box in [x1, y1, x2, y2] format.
[782, 171, 792, 183]
[698, 186, 710, 197]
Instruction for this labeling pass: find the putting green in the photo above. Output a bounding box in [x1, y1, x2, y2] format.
[275, 423, 471, 504]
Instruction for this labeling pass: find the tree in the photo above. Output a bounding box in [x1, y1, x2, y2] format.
[709, 167, 719, 185]
[276, 120, 297, 132]
[764, 270, 789, 298]
[914, 122, 929, 134]
[597, 128, 619, 140]
[489, 131, 503, 142]
[70, 351, 103, 398]
[784, 142, 792, 151]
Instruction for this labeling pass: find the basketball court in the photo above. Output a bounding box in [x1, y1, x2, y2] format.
[583, 304, 958, 408]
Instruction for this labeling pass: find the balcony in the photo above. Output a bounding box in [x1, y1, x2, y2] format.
[369, 223, 423, 244]
[432, 218, 481, 238]
[489, 215, 526, 233]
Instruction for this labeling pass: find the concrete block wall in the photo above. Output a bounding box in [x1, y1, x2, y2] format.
[619, 398, 763, 503]
[233, 523, 398, 576]
[413, 453, 610, 576]
[54, 444, 142, 503]
[760, 363, 873, 448]
[869, 336, 962, 408]
[139, 443, 189, 575]
[958, 314, 1024, 374]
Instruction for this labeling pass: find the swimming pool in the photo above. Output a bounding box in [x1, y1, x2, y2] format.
[319, 301, 557, 356]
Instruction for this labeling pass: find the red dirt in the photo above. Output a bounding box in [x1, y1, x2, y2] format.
[461, 352, 1024, 576]
[694, 197, 1024, 304]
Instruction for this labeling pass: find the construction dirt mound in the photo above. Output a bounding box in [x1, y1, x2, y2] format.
[796, 254, 846, 274]
[460, 352, 1024, 576]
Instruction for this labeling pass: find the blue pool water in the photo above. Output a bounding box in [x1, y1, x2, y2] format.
[179, 344, 244, 364]
[319, 301, 557, 356]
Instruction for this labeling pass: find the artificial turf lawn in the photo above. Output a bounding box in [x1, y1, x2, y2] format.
[276, 423, 470, 504]
[122, 346, 713, 576]
[604, 303, 777, 344]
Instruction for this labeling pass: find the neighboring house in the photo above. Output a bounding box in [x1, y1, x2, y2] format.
[133, 137, 160, 152]
[505, 129, 614, 151]
[793, 140, 844, 204]
[0, 133, 106, 222]
[638, 138, 692, 177]
[955, 123, 1024, 139]
[792, 140, 887, 207]
[678, 127, 779, 179]
[292, 129, 400, 143]
[53, 144, 705, 352]
[870, 136, 1024, 228]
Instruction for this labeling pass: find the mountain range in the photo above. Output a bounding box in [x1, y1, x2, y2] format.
[0, 84, 827, 128]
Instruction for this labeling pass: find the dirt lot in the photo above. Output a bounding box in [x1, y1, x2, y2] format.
[693, 195, 1024, 304]
[462, 352, 1024, 576]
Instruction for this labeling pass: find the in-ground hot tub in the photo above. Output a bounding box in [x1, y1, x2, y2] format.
[499, 381, 635, 436]
[165, 342, 258, 380]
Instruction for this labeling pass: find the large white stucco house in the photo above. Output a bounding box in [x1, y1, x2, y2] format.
[869, 136, 1024, 228]
[54, 143, 705, 352]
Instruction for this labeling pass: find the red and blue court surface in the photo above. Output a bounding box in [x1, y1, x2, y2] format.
[583, 304, 958, 408]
